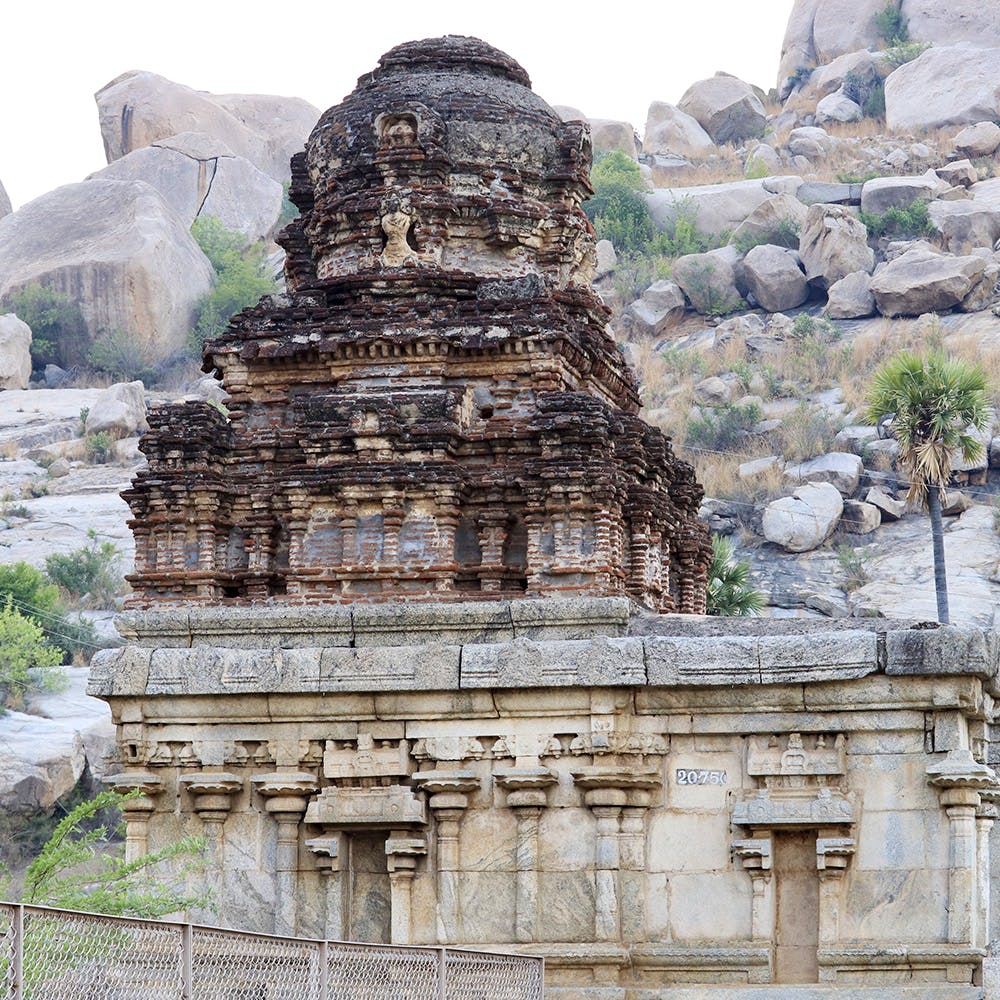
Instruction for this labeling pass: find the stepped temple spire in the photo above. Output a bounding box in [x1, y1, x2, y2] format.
[124, 36, 710, 612]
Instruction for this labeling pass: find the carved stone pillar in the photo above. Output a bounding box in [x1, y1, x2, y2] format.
[413, 769, 480, 943]
[733, 837, 774, 943]
[620, 792, 654, 941]
[573, 766, 661, 943]
[927, 749, 999, 946]
[107, 772, 163, 863]
[975, 802, 997, 949]
[306, 835, 347, 941]
[816, 835, 855, 947]
[385, 833, 427, 945]
[179, 772, 242, 900]
[252, 772, 318, 935]
[496, 767, 557, 943]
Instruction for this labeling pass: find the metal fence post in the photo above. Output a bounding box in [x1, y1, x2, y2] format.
[437, 947, 447, 1000]
[181, 921, 193, 1000]
[318, 940, 328, 1000]
[11, 904, 23, 1000]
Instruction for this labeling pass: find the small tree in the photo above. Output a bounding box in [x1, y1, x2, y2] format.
[706, 535, 764, 616]
[0, 598, 64, 708]
[18, 789, 208, 918]
[866, 350, 988, 624]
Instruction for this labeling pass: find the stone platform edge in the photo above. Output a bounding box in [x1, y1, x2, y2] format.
[89, 599, 1000, 698]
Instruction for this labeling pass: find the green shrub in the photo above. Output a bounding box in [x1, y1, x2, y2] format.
[86, 329, 158, 383]
[651, 198, 717, 259]
[874, 1, 908, 45]
[188, 217, 278, 355]
[744, 157, 771, 180]
[45, 532, 122, 609]
[0, 598, 64, 709]
[16, 789, 209, 917]
[5, 284, 89, 369]
[836, 543, 871, 592]
[791, 313, 839, 341]
[788, 66, 813, 92]
[885, 41, 929, 68]
[841, 71, 886, 120]
[585, 151, 656, 257]
[835, 170, 881, 185]
[862, 81, 887, 120]
[860, 199, 934, 238]
[84, 432, 112, 464]
[732, 216, 801, 254]
[0, 562, 96, 661]
[686, 400, 763, 451]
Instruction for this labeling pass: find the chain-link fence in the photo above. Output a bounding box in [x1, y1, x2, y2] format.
[0, 903, 543, 1000]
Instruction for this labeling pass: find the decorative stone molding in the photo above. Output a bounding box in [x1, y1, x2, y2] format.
[573, 766, 661, 942]
[304, 784, 426, 829]
[323, 733, 409, 780]
[747, 733, 847, 779]
[816, 836, 856, 873]
[733, 837, 773, 942]
[180, 772, 242, 826]
[106, 772, 163, 862]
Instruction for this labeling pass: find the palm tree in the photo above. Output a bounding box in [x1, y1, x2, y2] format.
[866, 350, 988, 624]
[706, 535, 764, 616]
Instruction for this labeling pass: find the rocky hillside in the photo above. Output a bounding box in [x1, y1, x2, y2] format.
[3, 2, 1000, 829]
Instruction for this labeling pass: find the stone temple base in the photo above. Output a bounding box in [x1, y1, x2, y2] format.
[90, 598, 1000, 996]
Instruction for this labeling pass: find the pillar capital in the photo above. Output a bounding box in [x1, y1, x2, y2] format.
[252, 771, 318, 815]
[496, 766, 557, 809]
[180, 771, 242, 819]
[107, 771, 163, 812]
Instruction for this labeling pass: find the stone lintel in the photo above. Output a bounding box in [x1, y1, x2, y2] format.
[732, 790, 854, 828]
[304, 784, 426, 829]
[571, 766, 662, 793]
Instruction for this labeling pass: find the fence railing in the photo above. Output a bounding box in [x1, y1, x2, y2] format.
[0, 903, 544, 1000]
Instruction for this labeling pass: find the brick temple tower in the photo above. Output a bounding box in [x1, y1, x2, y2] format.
[123, 36, 710, 614]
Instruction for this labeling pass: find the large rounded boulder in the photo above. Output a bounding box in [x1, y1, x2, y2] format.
[0, 180, 215, 363]
[762, 482, 844, 552]
[678, 73, 767, 145]
[95, 70, 320, 183]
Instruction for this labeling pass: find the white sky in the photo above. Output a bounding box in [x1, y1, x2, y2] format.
[1, 0, 794, 209]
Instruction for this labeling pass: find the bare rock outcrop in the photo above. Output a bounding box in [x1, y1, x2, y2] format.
[95, 70, 320, 183]
[89, 132, 283, 243]
[885, 47, 1000, 132]
[743, 245, 808, 313]
[0, 179, 11, 218]
[0, 180, 215, 363]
